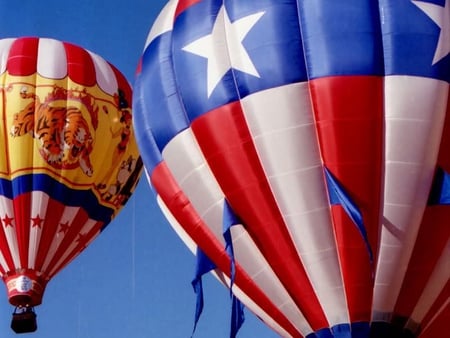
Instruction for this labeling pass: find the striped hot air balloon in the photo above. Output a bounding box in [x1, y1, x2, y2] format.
[0, 37, 142, 333]
[133, 0, 449, 337]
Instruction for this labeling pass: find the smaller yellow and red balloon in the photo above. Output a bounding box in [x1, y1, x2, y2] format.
[0, 37, 142, 332]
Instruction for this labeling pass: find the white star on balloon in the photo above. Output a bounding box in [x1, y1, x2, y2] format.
[182, 6, 265, 97]
[412, 0, 450, 64]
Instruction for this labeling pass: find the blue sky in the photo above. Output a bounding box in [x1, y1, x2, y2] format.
[0, 1, 278, 337]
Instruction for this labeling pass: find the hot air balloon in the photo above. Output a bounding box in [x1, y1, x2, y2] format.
[0, 37, 142, 333]
[133, 0, 449, 337]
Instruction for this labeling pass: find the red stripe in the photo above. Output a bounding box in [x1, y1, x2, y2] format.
[175, 0, 203, 18]
[110, 63, 132, 107]
[49, 220, 103, 279]
[0, 209, 15, 272]
[33, 199, 66, 273]
[191, 101, 329, 331]
[309, 76, 384, 322]
[13, 193, 32, 268]
[419, 303, 449, 338]
[393, 206, 450, 319]
[401, 90, 450, 328]
[330, 206, 374, 322]
[7, 37, 39, 76]
[152, 162, 303, 338]
[63, 41, 96, 87]
[420, 280, 450, 335]
[43, 207, 89, 276]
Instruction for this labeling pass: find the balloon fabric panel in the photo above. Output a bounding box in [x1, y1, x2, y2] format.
[0, 37, 142, 310]
[134, 0, 450, 337]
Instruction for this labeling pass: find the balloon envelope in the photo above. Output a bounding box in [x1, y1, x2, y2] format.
[134, 0, 449, 337]
[0, 37, 142, 308]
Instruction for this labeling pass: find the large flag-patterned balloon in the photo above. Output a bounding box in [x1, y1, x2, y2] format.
[134, 0, 449, 337]
[0, 37, 142, 331]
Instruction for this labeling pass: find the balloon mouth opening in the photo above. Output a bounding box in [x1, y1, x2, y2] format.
[5, 273, 46, 307]
[8, 294, 36, 307]
[11, 306, 37, 334]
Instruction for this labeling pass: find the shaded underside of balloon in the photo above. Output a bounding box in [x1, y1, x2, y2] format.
[0, 37, 142, 308]
[134, 0, 449, 337]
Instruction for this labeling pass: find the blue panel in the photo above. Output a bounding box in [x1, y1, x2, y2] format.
[313, 327, 334, 338]
[307, 322, 372, 338]
[133, 75, 163, 175]
[230, 294, 245, 338]
[379, 0, 449, 82]
[331, 323, 352, 338]
[298, 0, 384, 78]
[428, 167, 450, 205]
[171, 0, 307, 120]
[0, 175, 114, 224]
[134, 0, 449, 161]
[310, 323, 371, 338]
[0, 179, 12, 198]
[191, 247, 217, 335]
[325, 168, 373, 264]
[136, 32, 190, 152]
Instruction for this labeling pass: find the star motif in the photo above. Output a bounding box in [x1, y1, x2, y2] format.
[2, 214, 14, 228]
[58, 221, 70, 234]
[31, 215, 44, 228]
[412, 0, 450, 64]
[76, 232, 88, 250]
[182, 6, 265, 97]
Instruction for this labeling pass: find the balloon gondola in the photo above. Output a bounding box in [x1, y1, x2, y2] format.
[11, 306, 37, 334]
[0, 37, 142, 332]
[133, 0, 449, 337]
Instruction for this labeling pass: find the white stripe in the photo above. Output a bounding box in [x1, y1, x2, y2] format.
[231, 224, 313, 336]
[216, 269, 296, 338]
[88, 51, 118, 95]
[41, 205, 80, 272]
[0, 250, 9, 276]
[0, 38, 15, 74]
[0, 196, 20, 268]
[232, 288, 293, 338]
[407, 238, 450, 331]
[51, 227, 101, 277]
[373, 76, 449, 318]
[163, 128, 225, 242]
[163, 128, 314, 335]
[28, 191, 49, 269]
[157, 195, 198, 254]
[145, 0, 178, 49]
[241, 83, 348, 326]
[417, 298, 450, 336]
[37, 38, 67, 79]
[158, 195, 304, 337]
[48, 218, 98, 277]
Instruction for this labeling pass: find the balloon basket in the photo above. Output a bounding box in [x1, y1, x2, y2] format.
[11, 306, 37, 334]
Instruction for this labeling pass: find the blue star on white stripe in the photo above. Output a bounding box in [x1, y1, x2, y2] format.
[182, 6, 265, 98]
[412, 0, 450, 64]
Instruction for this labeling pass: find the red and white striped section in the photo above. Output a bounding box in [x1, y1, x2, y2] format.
[151, 134, 314, 337]
[373, 77, 450, 322]
[149, 82, 363, 337]
[149, 75, 450, 338]
[0, 192, 104, 305]
[0, 37, 127, 97]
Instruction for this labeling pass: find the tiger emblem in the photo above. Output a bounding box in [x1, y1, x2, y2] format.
[10, 87, 94, 176]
